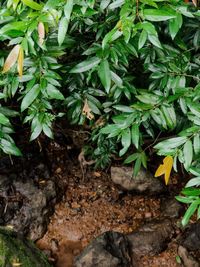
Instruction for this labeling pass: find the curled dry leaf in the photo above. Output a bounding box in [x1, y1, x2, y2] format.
[17, 46, 24, 77]
[38, 22, 45, 45]
[82, 99, 94, 120]
[192, 0, 197, 6]
[2, 44, 20, 73]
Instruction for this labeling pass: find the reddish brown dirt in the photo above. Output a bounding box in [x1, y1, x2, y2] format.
[36, 165, 180, 267]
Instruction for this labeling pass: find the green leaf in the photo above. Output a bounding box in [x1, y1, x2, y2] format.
[0, 113, 11, 126]
[169, 13, 182, 40]
[100, 0, 111, 10]
[131, 124, 139, 149]
[108, 0, 124, 10]
[186, 177, 200, 188]
[102, 28, 123, 49]
[30, 123, 42, 141]
[148, 34, 162, 49]
[21, 0, 42, 10]
[124, 153, 139, 164]
[110, 71, 123, 87]
[119, 128, 131, 156]
[175, 196, 195, 204]
[100, 124, 120, 134]
[182, 187, 200, 196]
[1, 139, 22, 156]
[47, 84, 64, 100]
[133, 156, 142, 177]
[43, 0, 60, 9]
[138, 30, 148, 49]
[182, 200, 199, 227]
[21, 84, 40, 112]
[98, 59, 111, 93]
[194, 134, 200, 155]
[43, 124, 53, 139]
[143, 8, 176, 21]
[58, 17, 69, 46]
[64, 0, 74, 20]
[154, 137, 187, 150]
[70, 57, 101, 73]
[183, 140, 193, 170]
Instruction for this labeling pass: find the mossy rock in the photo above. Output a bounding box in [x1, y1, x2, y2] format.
[0, 227, 52, 267]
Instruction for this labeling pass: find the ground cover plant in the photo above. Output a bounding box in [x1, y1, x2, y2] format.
[0, 0, 200, 226]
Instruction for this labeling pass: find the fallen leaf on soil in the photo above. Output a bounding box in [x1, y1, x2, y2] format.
[155, 156, 173, 185]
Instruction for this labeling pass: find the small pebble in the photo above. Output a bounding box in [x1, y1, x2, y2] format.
[145, 212, 152, 219]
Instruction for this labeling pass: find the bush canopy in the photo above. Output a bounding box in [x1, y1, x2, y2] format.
[0, 0, 200, 225]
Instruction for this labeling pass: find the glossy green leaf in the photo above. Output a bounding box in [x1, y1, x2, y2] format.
[186, 177, 200, 188]
[143, 8, 176, 21]
[100, 0, 111, 10]
[138, 30, 148, 49]
[124, 153, 139, 164]
[21, 84, 40, 112]
[133, 156, 142, 177]
[58, 17, 69, 46]
[119, 128, 131, 156]
[98, 59, 111, 93]
[70, 57, 101, 73]
[64, 0, 74, 20]
[0, 113, 11, 126]
[183, 140, 193, 170]
[182, 200, 199, 227]
[155, 137, 187, 150]
[1, 139, 22, 156]
[47, 84, 64, 100]
[169, 13, 183, 39]
[43, 124, 53, 139]
[21, 0, 42, 10]
[131, 124, 139, 149]
[194, 134, 200, 155]
[148, 34, 162, 48]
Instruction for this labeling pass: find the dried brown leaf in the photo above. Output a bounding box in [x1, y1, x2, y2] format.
[82, 99, 94, 120]
[2, 45, 20, 73]
[38, 22, 45, 45]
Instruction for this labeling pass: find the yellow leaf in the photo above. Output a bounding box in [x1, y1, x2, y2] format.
[38, 22, 45, 46]
[2, 45, 20, 74]
[17, 46, 24, 77]
[155, 156, 173, 185]
[82, 99, 94, 120]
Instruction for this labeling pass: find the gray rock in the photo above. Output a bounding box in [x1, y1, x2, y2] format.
[0, 171, 57, 241]
[160, 197, 184, 218]
[74, 231, 132, 267]
[180, 223, 200, 251]
[178, 246, 199, 267]
[127, 219, 174, 257]
[111, 166, 165, 194]
[9, 179, 56, 241]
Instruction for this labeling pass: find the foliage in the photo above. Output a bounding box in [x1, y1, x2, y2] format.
[0, 0, 200, 225]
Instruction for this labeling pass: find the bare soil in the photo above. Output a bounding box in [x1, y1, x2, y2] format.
[37, 164, 180, 267]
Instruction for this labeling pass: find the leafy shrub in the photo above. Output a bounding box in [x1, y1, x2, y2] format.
[0, 0, 200, 225]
